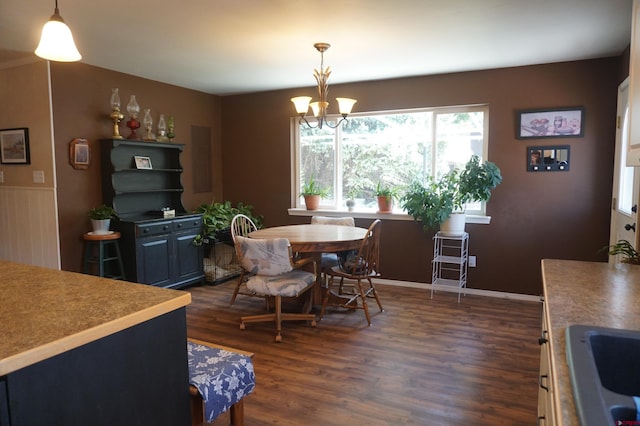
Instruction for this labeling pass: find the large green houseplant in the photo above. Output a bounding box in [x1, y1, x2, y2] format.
[402, 155, 502, 234]
[193, 200, 262, 246]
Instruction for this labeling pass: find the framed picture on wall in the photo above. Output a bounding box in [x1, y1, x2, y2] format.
[517, 107, 584, 139]
[0, 128, 30, 164]
[69, 138, 90, 170]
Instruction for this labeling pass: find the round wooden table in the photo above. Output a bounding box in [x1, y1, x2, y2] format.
[248, 224, 367, 253]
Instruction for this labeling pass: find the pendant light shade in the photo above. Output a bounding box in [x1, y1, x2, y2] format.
[35, 1, 81, 62]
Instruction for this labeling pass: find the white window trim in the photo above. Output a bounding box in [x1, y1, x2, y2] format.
[290, 104, 493, 223]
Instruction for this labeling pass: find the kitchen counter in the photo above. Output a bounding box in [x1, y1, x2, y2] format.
[541, 259, 640, 425]
[0, 260, 192, 425]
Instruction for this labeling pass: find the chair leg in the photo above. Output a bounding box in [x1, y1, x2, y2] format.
[275, 295, 282, 343]
[229, 272, 245, 306]
[368, 278, 384, 312]
[355, 279, 372, 326]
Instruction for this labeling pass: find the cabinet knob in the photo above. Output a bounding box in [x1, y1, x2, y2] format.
[176, 223, 182, 228]
[163, 225, 169, 230]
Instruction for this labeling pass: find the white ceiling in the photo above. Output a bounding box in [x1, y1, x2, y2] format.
[0, 0, 633, 96]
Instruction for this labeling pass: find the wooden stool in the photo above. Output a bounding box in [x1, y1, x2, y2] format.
[82, 232, 126, 279]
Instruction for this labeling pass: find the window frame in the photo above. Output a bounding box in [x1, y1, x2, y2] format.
[291, 104, 491, 217]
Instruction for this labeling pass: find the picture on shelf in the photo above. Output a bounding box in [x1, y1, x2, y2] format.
[134, 155, 152, 169]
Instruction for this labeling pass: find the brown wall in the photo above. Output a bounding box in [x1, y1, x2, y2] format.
[43, 56, 624, 295]
[221, 57, 623, 295]
[0, 61, 54, 187]
[50, 63, 223, 272]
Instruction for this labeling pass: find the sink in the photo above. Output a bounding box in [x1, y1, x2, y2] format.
[566, 325, 640, 425]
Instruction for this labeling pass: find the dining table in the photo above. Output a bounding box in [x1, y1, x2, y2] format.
[248, 223, 368, 305]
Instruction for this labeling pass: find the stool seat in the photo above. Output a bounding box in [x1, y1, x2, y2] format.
[82, 232, 126, 280]
[83, 231, 121, 241]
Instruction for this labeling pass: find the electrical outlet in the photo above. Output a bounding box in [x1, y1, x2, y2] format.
[469, 255, 477, 267]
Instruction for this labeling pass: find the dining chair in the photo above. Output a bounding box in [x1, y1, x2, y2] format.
[235, 236, 317, 342]
[319, 219, 384, 326]
[310, 215, 355, 286]
[229, 214, 262, 306]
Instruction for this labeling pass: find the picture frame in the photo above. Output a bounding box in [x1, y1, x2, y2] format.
[527, 145, 570, 172]
[0, 128, 30, 164]
[134, 155, 152, 169]
[517, 107, 584, 139]
[69, 138, 90, 170]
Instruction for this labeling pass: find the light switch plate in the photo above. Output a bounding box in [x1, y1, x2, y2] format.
[33, 170, 45, 183]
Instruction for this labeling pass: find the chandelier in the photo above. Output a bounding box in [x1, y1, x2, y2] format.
[291, 43, 357, 129]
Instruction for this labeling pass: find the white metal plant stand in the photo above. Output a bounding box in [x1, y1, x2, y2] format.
[431, 232, 469, 302]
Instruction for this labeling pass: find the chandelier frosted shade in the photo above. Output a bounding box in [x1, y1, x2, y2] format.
[291, 43, 356, 129]
[291, 96, 312, 115]
[35, 2, 81, 62]
[336, 98, 357, 115]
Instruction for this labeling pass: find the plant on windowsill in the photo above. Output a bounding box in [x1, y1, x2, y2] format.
[374, 181, 399, 213]
[300, 175, 329, 211]
[601, 240, 640, 265]
[401, 155, 502, 235]
[193, 201, 263, 246]
[88, 204, 118, 235]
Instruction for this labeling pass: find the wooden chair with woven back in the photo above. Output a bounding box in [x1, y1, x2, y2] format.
[319, 219, 384, 326]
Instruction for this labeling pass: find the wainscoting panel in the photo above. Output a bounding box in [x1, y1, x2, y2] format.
[0, 186, 60, 269]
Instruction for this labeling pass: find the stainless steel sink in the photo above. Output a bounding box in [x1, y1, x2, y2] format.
[566, 325, 640, 425]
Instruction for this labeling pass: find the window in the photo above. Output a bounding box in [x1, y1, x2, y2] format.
[293, 104, 489, 215]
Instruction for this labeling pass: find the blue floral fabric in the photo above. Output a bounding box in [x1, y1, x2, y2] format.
[187, 342, 256, 422]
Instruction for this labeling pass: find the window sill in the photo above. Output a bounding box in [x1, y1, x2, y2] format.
[287, 208, 491, 224]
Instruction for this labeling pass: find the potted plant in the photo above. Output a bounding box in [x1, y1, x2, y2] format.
[402, 155, 502, 235]
[374, 181, 399, 213]
[601, 240, 640, 264]
[88, 204, 118, 234]
[300, 175, 329, 210]
[193, 200, 262, 246]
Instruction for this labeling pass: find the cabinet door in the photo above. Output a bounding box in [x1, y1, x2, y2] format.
[136, 235, 172, 287]
[173, 230, 203, 287]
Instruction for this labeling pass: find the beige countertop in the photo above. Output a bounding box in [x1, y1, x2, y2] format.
[541, 259, 640, 425]
[0, 260, 191, 376]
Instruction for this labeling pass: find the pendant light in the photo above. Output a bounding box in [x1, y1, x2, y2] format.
[35, 0, 82, 62]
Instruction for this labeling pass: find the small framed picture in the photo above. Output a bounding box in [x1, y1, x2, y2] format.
[517, 107, 584, 139]
[0, 128, 30, 164]
[134, 155, 152, 169]
[69, 138, 90, 170]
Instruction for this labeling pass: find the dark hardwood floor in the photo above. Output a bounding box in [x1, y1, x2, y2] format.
[185, 280, 542, 426]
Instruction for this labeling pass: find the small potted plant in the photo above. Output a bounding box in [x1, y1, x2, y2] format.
[374, 181, 399, 213]
[88, 204, 118, 234]
[402, 155, 502, 235]
[300, 175, 329, 210]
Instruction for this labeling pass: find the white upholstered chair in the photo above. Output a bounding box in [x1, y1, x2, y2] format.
[235, 236, 317, 342]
